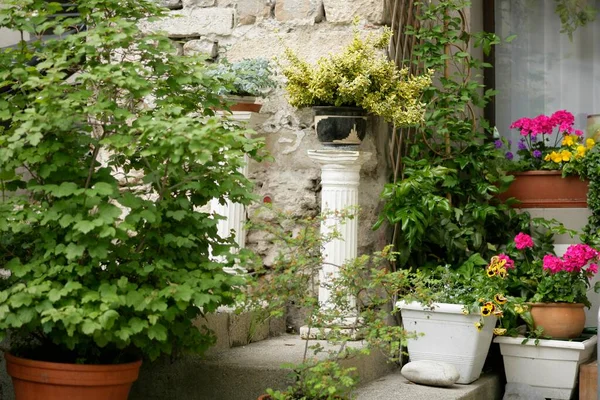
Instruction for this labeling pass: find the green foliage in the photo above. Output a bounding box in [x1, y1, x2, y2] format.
[278, 22, 433, 126]
[0, 0, 264, 363]
[243, 207, 416, 399]
[377, 0, 540, 271]
[580, 150, 600, 246]
[554, 0, 598, 40]
[210, 58, 278, 97]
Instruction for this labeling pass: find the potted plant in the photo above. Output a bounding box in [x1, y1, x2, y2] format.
[495, 233, 600, 339]
[397, 254, 523, 384]
[211, 58, 278, 113]
[491, 232, 600, 399]
[278, 23, 432, 146]
[0, 0, 263, 399]
[496, 110, 596, 208]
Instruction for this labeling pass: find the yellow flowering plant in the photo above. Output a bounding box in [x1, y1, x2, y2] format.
[402, 254, 526, 336]
[277, 22, 433, 127]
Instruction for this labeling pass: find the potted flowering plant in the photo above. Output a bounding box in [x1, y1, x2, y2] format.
[493, 232, 600, 399]
[278, 22, 432, 146]
[497, 232, 600, 339]
[397, 253, 522, 384]
[497, 110, 596, 208]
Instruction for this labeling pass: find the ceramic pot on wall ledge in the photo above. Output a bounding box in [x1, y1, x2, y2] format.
[313, 106, 368, 146]
[227, 95, 262, 113]
[497, 170, 589, 208]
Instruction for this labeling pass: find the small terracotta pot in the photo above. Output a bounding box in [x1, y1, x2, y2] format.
[227, 95, 262, 113]
[5, 353, 142, 400]
[528, 302, 585, 339]
[497, 171, 588, 208]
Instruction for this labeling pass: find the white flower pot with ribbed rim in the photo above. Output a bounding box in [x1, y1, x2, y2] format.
[494, 335, 597, 399]
[397, 301, 496, 384]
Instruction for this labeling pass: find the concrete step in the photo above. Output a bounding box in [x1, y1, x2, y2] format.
[353, 370, 503, 400]
[130, 334, 395, 400]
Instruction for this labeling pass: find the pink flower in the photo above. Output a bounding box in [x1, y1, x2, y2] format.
[550, 110, 575, 133]
[543, 254, 563, 274]
[530, 114, 554, 136]
[588, 263, 598, 274]
[514, 233, 534, 250]
[498, 253, 515, 269]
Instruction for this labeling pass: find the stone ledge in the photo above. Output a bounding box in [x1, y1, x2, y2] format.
[353, 371, 503, 400]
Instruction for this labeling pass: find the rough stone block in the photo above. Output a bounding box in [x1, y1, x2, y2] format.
[183, 38, 219, 58]
[323, 0, 385, 24]
[183, 0, 216, 8]
[155, 0, 182, 10]
[218, 0, 271, 25]
[194, 312, 230, 350]
[275, 0, 324, 23]
[140, 7, 235, 38]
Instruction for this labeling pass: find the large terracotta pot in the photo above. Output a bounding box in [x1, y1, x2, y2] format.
[498, 171, 588, 208]
[5, 353, 142, 400]
[313, 106, 367, 146]
[528, 302, 585, 339]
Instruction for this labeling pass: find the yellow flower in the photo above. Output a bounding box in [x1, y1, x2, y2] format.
[486, 266, 497, 277]
[462, 308, 469, 315]
[481, 302, 495, 317]
[576, 145, 586, 158]
[586, 138, 595, 149]
[475, 322, 483, 331]
[549, 151, 562, 163]
[497, 267, 507, 278]
[493, 310, 504, 317]
[514, 305, 524, 314]
[560, 150, 572, 162]
[544, 153, 551, 161]
[494, 294, 508, 305]
[493, 328, 507, 336]
[562, 135, 575, 147]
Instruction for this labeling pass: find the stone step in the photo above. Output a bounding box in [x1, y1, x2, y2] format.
[130, 334, 395, 400]
[195, 307, 286, 350]
[353, 370, 503, 400]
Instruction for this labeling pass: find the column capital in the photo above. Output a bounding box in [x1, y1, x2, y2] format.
[307, 149, 372, 168]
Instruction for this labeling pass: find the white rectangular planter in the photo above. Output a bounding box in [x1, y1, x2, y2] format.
[494, 335, 597, 399]
[397, 301, 496, 384]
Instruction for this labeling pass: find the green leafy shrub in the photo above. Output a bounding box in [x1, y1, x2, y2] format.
[243, 207, 416, 399]
[0, 0, 264, 363]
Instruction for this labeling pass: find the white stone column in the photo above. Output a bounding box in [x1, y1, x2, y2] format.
[307, 149, 371, 315]
[210, 111, 267, 269]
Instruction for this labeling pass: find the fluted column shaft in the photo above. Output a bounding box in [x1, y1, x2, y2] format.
[307, 150, 371, 311]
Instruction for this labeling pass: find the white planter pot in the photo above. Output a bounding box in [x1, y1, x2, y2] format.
[494, 335, 597, 399]
[397, 301, 496, 384]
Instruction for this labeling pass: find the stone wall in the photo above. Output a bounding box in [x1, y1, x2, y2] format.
[142, 0, 392, 265]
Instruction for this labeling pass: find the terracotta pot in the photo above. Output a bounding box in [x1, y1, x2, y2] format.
[313, 106, 368, 146]
[498, 171, 588, 208]
[227, 95, 262, 113]
[528, 302, 585, 339]
[5, 353, 142, 400]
